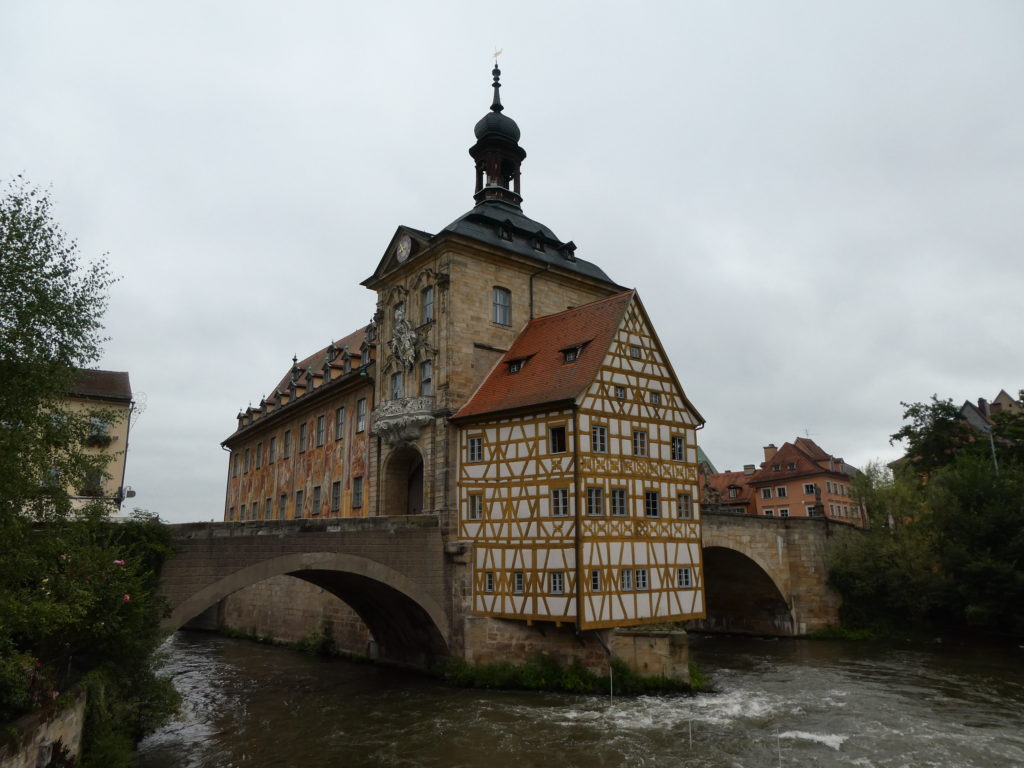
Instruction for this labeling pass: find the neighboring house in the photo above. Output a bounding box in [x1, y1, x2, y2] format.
[221, 65, 708, 635]
[709, 438, 865, 526]
[67, 369, 133, 511]
[961, 390, 1023, 432]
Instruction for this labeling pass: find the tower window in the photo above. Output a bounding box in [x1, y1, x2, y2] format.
[492, 287, 511, 326]
[421, 286, 434, 324]
[420, 360, 433, 396]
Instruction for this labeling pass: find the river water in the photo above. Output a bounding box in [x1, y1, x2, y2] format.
[138, 631, 1024, 768]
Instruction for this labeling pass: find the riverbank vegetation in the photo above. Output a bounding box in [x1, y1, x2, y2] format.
[0, 178, 178, 765]
[827, 395, 1024, 639]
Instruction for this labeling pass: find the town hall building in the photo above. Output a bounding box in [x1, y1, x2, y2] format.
[220, 66, 706, 670]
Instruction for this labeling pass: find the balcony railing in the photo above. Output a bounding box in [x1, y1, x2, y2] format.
[371, 396, 436, 445]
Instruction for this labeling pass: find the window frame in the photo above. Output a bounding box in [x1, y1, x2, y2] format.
[551, 488, 569, 517]
[420, 359, 433, 396]
[634, 568, 649, 590]
[331, 480, 341, 512]
[467, 436, 483, 463]
[677, 492, 692, 519]
[610, 488, 627, 517]
[591, 424, 608, 454]
[632, 430, 648, 457]
[316, 415, 326, 447]
[549, 425, 567, 454]
[586, 487, 604, 516]
[644, 490, 660, 518]
[550, 571, 565, 595]
[352, 476, 364, 508]
[335, 407, 345, 441]
[671, 435, 685, 461]
[492, 286, 512, 326]
[468, 493, 483, 520]
[356, 399, 366, 433]
[678, 567, 692, 588]
[421, 285, 434, 324]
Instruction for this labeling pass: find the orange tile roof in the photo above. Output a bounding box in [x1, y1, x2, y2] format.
[707, 470, 756, 503]
[453, 290, 635, 420]
[748, 438, 849, 484]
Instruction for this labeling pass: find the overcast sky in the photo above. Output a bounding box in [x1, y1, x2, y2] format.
[3, 2, 1021, 523]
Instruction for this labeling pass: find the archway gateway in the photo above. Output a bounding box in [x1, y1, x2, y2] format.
[383, 445, 424, 515]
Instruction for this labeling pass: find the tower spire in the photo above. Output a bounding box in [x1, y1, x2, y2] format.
[470, 62, 526, 208]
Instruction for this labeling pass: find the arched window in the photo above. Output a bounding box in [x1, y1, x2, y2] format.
[492, 287, 511, 326]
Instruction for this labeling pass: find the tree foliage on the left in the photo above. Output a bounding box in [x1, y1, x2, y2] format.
[0, 177, 178, 765]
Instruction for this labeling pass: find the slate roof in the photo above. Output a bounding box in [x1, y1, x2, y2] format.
[452, 290, 635, 421]
[70, 369, 132, 402]
[441, 200, 617, 285]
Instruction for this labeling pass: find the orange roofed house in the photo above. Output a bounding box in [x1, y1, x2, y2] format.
[708, 438, 865, 526]
[219, 66, 707, 669]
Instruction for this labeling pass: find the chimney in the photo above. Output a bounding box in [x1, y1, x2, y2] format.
[743, 464, 756, 475]
[763, 444, 778, 463]
[978, 398, 989, 417]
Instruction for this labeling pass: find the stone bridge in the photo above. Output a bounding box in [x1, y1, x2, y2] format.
[693, 511, 857, 636]
[159, 515, 455, 668]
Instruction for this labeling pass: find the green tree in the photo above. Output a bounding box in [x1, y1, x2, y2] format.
[0, 179, 177, 761]
[889, 395, 973, 476]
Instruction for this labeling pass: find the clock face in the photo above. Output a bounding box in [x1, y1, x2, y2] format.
[396, 235, 412, 262]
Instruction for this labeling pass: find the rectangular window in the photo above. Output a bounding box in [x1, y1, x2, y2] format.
[549, 426, 567, 453]
[283, 430, 292, 458]
[228, 506, 235, 521]
[764, 509, 775, 516]
[295, 490, 304, 519]
[803, 483, 815, 495]
[728, 488, 738, 498]
[508, 359, 523, 374]
[671, 435, 685, 461]
[551, 488, 569, 517]
[484, 572, 495, 593]
[331, 481, 341, 512]
[513, 571, 524, 594]
[255, 442, 262, 469]
[299, 423, 308, 453]
[645, 490, 660, 518]
[611, 488, 627, 516]
[563, 347, 579, 363]
[635, 568, 649, 590]
[591, 570, 601, 592]
[591, 425, 607, 453]
[278, 494, 286, 520]
[264, 498, 272, 520]
[421, 286, 434, 324]
[492, 287, 511, 325]
[312, 486, 321, 516]
[586, 487, 604, 516]
[316, 415, 325, 447]
[244, 448, 250, 473]
[615, 386, 626, 400]
[233, 454, 239, 477]
[356, 399, 366, 432]
[468, 436, 483, 463]
[468, 493, 483, 520]
[761, 487, 772, 500]
[240, 503, 246, 521]
[550, 572, 564, 595]
[335, 407, 345, 440]
[649, 392, 661, 406]
[678, 567, 692, 588]
[632, 430, 647, 457]
[629, 344, 642, 359]
[780, 508, 790, 518]
[390, 371, 404, 400]
[353, 477, 363, 508]
[776, 486, 788, 498]
[269, 436, 276, 464]
[620, 568, 633, 591]
[677, 493, 692, 519]
[420, 360, 432, 396]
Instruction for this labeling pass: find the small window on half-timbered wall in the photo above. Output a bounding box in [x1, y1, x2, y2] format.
[611, 488, 627, 516]
[620, 568, 633, 591]
[551, 488, 569, 517]
[467, 436, 483, 463]
[420, 360, 432, 396]
[549, 426, 567, 454]
[484, 572, 495, 593]
[645, 490, 660, 517]
[677, 493, 692, 519]
[678, 568, 692, 588]
[591, 570, 601, 592]
[591, 424, 607, 454]
[632, 430, 648, 457]
[550, 572, 565, 595]
[586, 487, 603, 516]
[513, 571, 524, 594]
[671, 435, 685, 461]
[468, 493, 483, 520]
[492, 286, 511, 326]
[421, 286, 434, 324]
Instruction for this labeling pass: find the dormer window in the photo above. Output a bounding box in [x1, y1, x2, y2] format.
[563, 347, 580, 363]
[787, 462, 797, 470]
[508, 359, 524, 374]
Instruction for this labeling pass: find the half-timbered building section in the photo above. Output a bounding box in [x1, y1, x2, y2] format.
[222, 328, 374, 521]
[452, 290, 706, 629]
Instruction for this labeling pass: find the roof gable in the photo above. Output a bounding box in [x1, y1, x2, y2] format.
[453, 291, 634, 420]
[361, 225, 435, 286]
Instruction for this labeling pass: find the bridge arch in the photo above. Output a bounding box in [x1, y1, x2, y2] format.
[696, 546, 794, 635]
[164, 551, 450, 668]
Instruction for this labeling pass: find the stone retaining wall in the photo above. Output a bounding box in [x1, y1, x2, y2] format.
[0, 689, 86, 768]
